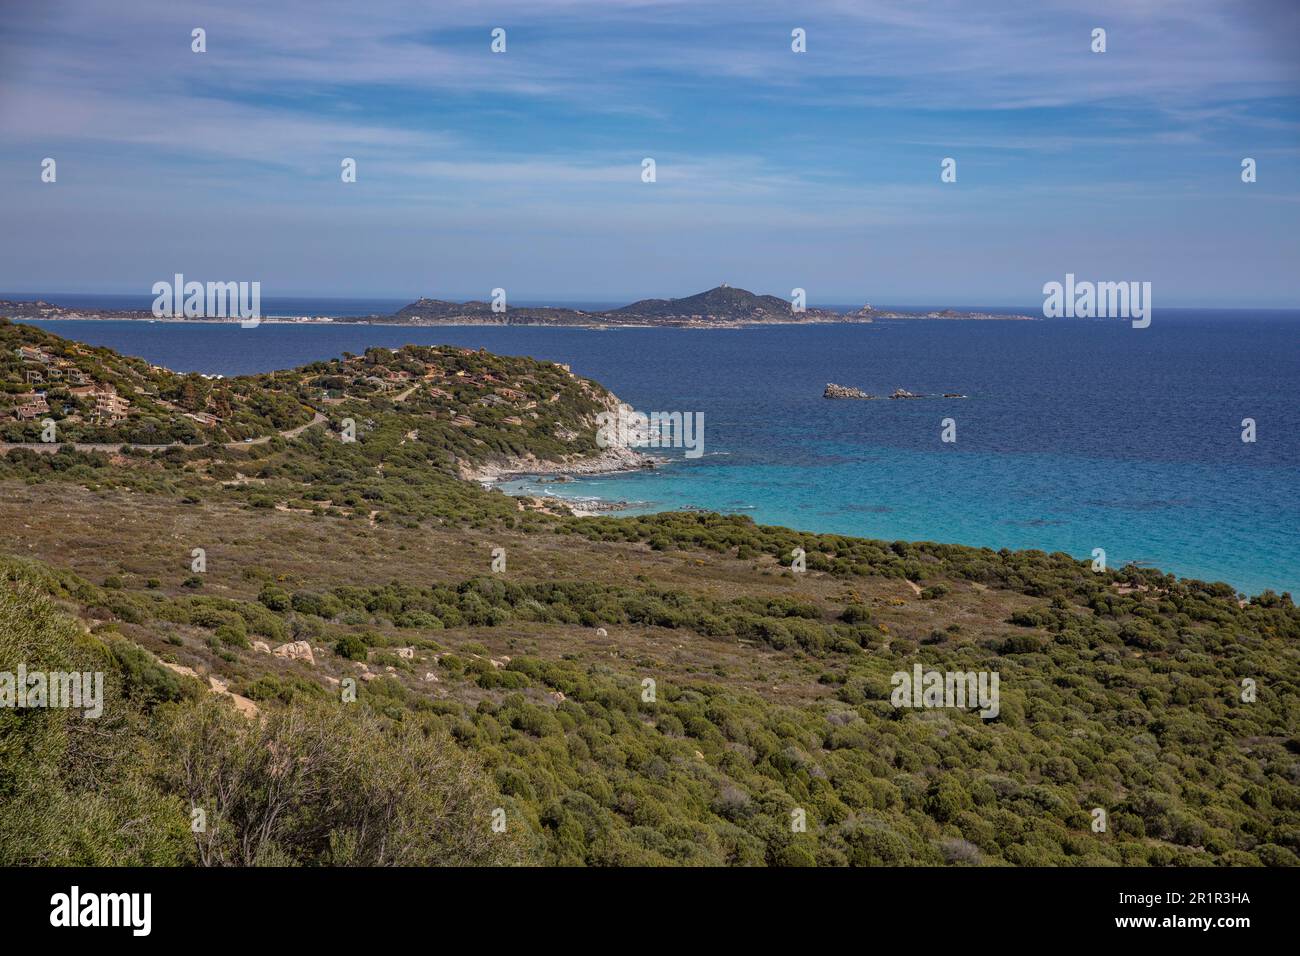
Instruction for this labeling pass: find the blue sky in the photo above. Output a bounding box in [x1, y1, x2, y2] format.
[1, 0, 1298, 306]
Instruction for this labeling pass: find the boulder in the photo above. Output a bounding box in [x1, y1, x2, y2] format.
[272, 640, 315, 664]
[396, 647, 415, 660]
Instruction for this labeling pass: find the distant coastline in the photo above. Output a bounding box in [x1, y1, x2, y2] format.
[0, 284, 1038, 329]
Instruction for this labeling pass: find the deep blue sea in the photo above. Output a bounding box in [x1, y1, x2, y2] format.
[19, 312, 1299, 597]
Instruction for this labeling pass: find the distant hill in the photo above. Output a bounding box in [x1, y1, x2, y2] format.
[0, 320, 627, 471]
[387, 285, 850, 327]
[393, 297, 495, 319]
[612, 285, 821, 320]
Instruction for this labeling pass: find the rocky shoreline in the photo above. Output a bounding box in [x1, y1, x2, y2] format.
[459, 443, 658, 484]
[563, 497, 636, 514]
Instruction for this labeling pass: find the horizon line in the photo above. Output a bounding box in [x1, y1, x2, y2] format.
[2, 290, 1298, 313]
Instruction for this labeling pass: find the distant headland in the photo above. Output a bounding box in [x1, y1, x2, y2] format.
[1, 285, 1037, 329]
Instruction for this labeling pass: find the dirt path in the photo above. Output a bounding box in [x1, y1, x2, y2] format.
[241, 411, 327, 445]
[0, 410, 327, 454]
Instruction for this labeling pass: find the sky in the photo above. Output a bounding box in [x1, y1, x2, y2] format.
[1, 0, 1298, 306]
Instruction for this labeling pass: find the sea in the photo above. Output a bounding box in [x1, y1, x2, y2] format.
[10, 300, 1298, 597]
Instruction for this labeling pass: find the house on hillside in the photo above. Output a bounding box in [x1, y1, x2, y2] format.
[13, 392, 49, 420]
[92, 384, 129, 422]
[15, 345, 50, 364]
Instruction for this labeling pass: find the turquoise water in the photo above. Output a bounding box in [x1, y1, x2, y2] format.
[502, 449, 1291, 595]
[23, 313, 1300, 596]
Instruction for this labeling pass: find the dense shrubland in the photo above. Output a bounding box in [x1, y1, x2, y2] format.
[3, 536, 1296, 867]
[0, 573, 524, 866]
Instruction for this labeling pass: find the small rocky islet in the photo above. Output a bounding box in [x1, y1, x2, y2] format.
[822, 383, 875, 399]
[823, 383, 968, 400]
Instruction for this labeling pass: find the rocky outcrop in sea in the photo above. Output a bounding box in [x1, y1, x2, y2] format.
[825, 384, 962, 401]
[824, 383, 875, 399]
